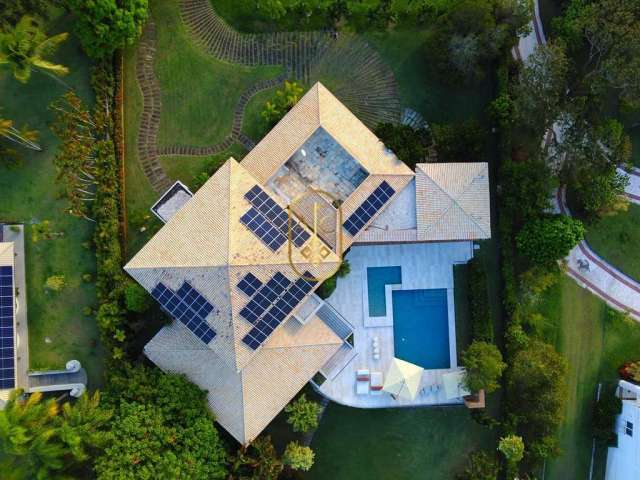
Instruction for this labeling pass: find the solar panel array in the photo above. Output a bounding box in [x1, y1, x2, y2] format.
[151, 282, 217, 344]
[241, 271, 317, 350]
[343, 181, 395, 236]
[237, 273, 262, 297]
[0, 266, 15, 389]
[242, 185, 311, 251]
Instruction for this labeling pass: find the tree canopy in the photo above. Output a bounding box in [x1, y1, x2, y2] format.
[0, 390, 111, 479]
[95, 365, 227, 479]
[284, 394, 321, 433]
[461, 340, 506, 394]
[516, 215, 585, 267]
[0, 15, 69, 83]
[66, 0, 149, 59]
[374, 123, 432, 169]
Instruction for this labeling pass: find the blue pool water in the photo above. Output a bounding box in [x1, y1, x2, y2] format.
[392, 289, 450, 369]
[367, 266, 402, 317]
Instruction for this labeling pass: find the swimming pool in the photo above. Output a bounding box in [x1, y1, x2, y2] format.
[392, 289, 450, 369]
[367, 266, 402, 317]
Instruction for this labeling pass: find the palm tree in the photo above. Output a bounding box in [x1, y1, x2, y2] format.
[0, 15, 69, 84]
[0, 390, 66, 478]
[0, 113, 41, 151]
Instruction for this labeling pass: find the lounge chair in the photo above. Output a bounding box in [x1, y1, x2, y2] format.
[356, 369, 370, 395]
[370, 372, 383, 395]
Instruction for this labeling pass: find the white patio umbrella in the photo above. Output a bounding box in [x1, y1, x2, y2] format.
[382, 358, 424, 400]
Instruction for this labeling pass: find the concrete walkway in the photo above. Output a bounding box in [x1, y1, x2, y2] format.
[619, 166, 640, 204]
[554, 188, 640, 320]
[512, 0, 546, 61]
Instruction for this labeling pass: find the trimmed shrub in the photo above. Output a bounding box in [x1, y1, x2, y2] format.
[468, 258, 493, 342]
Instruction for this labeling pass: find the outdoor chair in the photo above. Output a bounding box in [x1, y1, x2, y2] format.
[370, 371, 383, 395]
[356, 369, 370, 396]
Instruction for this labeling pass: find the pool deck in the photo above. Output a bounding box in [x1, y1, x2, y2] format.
[316, 241, 474, 408]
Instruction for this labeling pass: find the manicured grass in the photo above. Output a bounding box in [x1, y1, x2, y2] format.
[241, 86, 278, 142]
[537, 276, 640, 480]
[159, 143, 247, 191]
[0, 12, 104, 386]
[308, 404, 496, 479]
[363, 28, 494, 124]
[584, 204, 640, 281]
[122, 44, 162, 258]
[153, 0, 283, 148]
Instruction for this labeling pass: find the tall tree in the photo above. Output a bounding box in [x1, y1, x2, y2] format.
[0, 111, 40, 153]
[512, 43, 569, 133]
[0, 390, 110, 479]
[558, 0, 640, 109]
[50, 91, 98, 220]
[0, 15, 69, 84]
[461, 341, 506, 394]
[66, 0, 149, 59]
[516, 215, 585, 267]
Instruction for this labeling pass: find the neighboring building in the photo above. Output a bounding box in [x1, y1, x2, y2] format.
[126, 83, 491, 444]
[0, 239, 17, 405]
[606, 380, 640, 480]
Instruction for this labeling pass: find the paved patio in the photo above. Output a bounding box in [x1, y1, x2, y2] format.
[317, 241, 474, 408]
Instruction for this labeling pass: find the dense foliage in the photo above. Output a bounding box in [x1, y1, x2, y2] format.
[0, 390, 111, 479]
[499, 160, 555, 225]
[374, 123, 432, 169]
[261, 80, 303, 128]
[506, 341, 568, 466]
[96, 365, 227, 479]
[515, 215, 585, 267]
[282, 441, 315, 471]
[468, 258, 493, 342]
[592, 393, 622, 445]
[66, 0, 149, 59]
[456, 450, 499, 480]
[432, 120, 486, 162]
[124, 281, 152, 313]
[461, 341, 506, 394]
[284, 394, 321, 433]
[0, 15, 69, 83]
[0, 0, 51, 24]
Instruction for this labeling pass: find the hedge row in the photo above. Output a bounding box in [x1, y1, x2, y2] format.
[468, 258, 493, 343]
[91, 59, 129, 361]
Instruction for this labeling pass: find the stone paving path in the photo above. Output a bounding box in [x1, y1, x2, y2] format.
[136, 20, 174, 193]
[516, 5, 640, 321]
[553, 187, 640, 320]
[135, 0, 402, 191]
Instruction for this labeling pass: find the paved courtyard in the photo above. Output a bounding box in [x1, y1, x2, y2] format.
[317, 241, 474, 408]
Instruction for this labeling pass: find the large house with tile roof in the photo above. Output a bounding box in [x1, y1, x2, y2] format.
[125, 83, 491, 444]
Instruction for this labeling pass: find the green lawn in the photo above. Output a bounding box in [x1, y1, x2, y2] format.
[0, 12, 104, 386]
[153, 0, 283, 149]
[158, 143, 247, 191]
[308, 404, 496, 480]
[584, 204, 640, 281]
[364, 28, 494, 124]
[241, 86, 278, 142]
[537, 276, 640, 480]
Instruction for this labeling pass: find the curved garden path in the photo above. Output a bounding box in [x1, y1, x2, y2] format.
[135, 19, 174, 193]
[619, 166, 640, 204]
[553, 187, 640, 320]
[514, 3, 640, 320]
[136, 0, 403, 191]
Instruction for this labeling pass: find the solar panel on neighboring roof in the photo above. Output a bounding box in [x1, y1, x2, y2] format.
[0, 265, 15, 389]
[245, 185, 311, 248]
[241, 272, 317, 350]
[343, 181, 395, 236]
[151, 282, 217, 344]
[237, 273, 262, 297]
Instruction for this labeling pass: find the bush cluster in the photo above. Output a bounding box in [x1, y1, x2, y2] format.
[468, 258, 493, 342]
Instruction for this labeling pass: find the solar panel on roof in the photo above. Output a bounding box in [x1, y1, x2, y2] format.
[0, 266, 15, 389]
[244, 185, 311, 248]
[241, 271, 317, 350]
[343, 181, 396, 236]
[151, 281, 217, 345]
[237, 273, 262, 297]
[240, 207, 287, 251]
